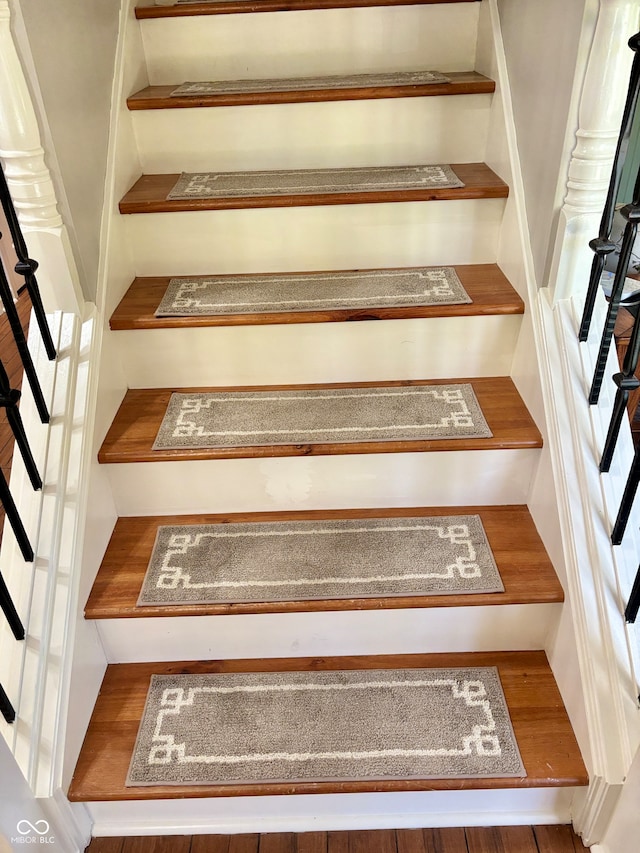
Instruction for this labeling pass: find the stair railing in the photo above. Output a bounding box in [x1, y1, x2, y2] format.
[580, 31, 640, 623]
[0, 159, 57, 723]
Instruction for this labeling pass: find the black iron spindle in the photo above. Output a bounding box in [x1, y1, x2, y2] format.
[611, 444, 640, 544]
[580, 33, 640, 344]
[0, 681, 15, 724]
[0, 358, 42, 490]
[626, 567, 640, 622]
[0, 163, 56, 362]
[0, 570, 24, 640]
[0, 255, 49, 423]
[0, 465, 33, 562]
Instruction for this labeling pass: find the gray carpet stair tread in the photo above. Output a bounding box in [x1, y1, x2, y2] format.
[126, 666, 525, 786]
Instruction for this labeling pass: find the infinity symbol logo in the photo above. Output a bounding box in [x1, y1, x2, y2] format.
[16, 820, 50, 835]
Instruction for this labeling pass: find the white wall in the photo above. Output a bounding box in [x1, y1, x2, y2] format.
[599, 746, 640, 851]
[496, 0, 588, 287]
[11, 0, 121, 302]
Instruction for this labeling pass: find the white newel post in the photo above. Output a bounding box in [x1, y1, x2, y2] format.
[0, 0, 82, 316]
[549, 0, 639, 305]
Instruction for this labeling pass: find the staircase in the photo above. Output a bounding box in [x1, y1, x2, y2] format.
[68, 0, 588, 837]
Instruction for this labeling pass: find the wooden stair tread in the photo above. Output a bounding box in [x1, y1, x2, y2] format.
[67, 650, 587, 802]
[110, 264, 524, 330]
[118, 163, 508, 214]
[85, 505, 563, 619]
[97, 377, 543, 464]
[135, 0, 481, 20]
[127, 72, 495, 109]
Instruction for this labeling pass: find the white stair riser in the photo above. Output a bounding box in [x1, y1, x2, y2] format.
[96, 603, 560, 664]
[132, 95, 492, 173]
[105, 449, 540, 516]
[114, 315, 521, 387]
[140, 5, 481, 84]
[88, 788, 577, 835]
[125, 199, 506, 274]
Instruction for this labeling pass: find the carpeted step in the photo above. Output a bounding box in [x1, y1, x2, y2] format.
[97, 377, 542, 464]
[110, 264, 523, 330]
[128, 71, 495, 109]
[86, 506, 562, 619]
[67, 651, 587, 802]
[118, 163, 508, 214]
[136, 0, 480, 19]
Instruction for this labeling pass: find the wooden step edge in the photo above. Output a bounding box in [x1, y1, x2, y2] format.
[127, 73, 495, 110]
[135, 0, 481, 20]
[109, 264, 525, 331]
[96, 377, 543, 465]
[85, 504, 563, 620]
[66, 650, 588, 803]
[118, 164, 509, 215]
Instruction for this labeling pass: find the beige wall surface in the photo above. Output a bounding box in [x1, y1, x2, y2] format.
[497, 0, 588, 286]
[14, 0, 121, 302]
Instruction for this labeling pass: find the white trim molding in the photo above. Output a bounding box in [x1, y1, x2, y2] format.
[548, 0, 640, 303]
[0, 0, 82, 314]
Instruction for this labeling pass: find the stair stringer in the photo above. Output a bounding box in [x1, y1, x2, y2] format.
[476, 0, 640, 846]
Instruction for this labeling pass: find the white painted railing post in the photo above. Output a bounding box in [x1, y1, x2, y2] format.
[0, 0, 83, 315]
[548, 0, 639, 305]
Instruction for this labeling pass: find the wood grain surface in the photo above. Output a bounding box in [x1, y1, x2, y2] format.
[135, 0, 480, 20]
[127, 72, 495, 110]
[97, 377, 543, 464]
[118, 164, 508, 214]
[68, 650, 587, 802]
[85, 826, 589, 852]
[85, 504, 562, 619]
[109, 264, 523, 330]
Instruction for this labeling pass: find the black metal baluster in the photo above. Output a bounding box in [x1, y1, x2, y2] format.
[580, 33, 640, 343]
[611, 444, 640, 544]
[0, 257, 49, 424]
[626, 567, 640, 622]
[0, 465, 33, 562]
[599, 207, 640, 468]
[0, 163, 56, 362]
[0, 358, 42, 490]
[0, 570, 24, 640]
[0, 682, 15, 724]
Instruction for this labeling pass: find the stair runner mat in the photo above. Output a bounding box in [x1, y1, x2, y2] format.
[152, 384, 492, 449]
[138, 514, 503, 605]
[166, 165, 464, 200]
[126, 667, 525, 786]
[170, 71, 451, 97]
[155, 266, 471, 316]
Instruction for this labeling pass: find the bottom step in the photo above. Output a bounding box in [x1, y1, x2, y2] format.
[69, 651, 586, 804]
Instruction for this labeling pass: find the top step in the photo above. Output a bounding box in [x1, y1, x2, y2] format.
[136, 0, 480, 19]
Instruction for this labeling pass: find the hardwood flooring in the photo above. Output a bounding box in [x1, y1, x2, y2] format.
[110, 264, 523, 330]
[118, 164, 508, 215]
[86, 825, 588, 853]
[67, 651, 587, 803]
[97, 377, 543, 464]
[85, 504, 562, 619]
[127, 72, 495, 110]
